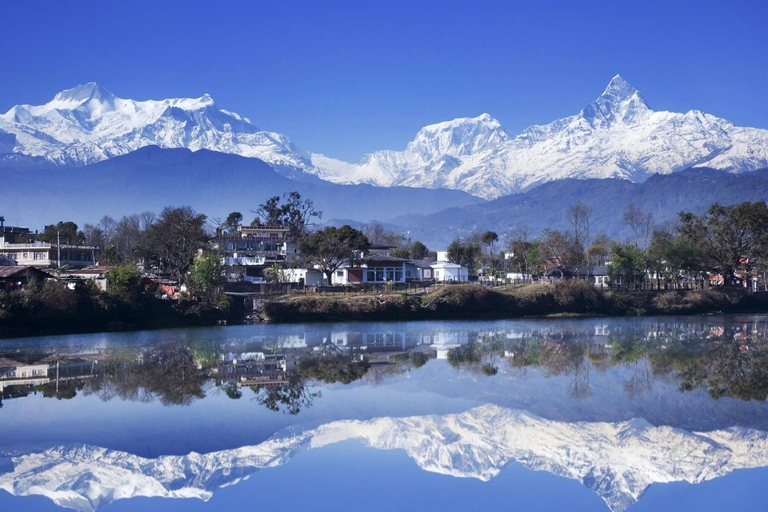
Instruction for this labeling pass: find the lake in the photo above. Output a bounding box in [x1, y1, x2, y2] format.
[2, 316, 768, 511]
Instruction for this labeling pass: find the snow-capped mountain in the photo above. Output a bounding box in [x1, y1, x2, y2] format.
[2, 405, 767, 512]
[0, 83, 313, 178]
[3, 77, 768, 200]
[311, 75, 768, 198]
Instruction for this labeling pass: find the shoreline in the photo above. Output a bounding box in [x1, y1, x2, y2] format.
[3, 283, 768, 340]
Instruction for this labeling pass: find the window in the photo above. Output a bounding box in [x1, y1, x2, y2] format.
[336, 271, 344, 277]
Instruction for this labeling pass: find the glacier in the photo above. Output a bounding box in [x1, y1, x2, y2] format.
[2, 404, 768, 512]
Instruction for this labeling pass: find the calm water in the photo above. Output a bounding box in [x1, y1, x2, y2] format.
[2, 316, 768, 511]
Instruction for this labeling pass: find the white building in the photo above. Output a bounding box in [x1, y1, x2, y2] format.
[430, 261, 470, 282]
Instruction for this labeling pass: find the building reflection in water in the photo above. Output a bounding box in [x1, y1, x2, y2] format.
[2, 318, 768, 411]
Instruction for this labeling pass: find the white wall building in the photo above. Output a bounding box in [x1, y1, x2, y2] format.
[431, 261, 470, 282]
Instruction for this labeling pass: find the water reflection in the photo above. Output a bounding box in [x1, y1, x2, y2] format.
[1, 405, 767, 512]
[2, 317, 768, 511]
[3, 318, 768, 410]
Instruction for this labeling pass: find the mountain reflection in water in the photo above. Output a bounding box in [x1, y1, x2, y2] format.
[1, 316, 768, 511]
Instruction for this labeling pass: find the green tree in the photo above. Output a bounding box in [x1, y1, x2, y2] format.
[222, 212, 243, 234]
[105, 264, 142, 301]
[447, 239, 482, 272]
[608, 243, 646, 288]
[264, 262, 286, 283]
[679, 202, 768, 286]
[38, 221, 85, 245]
[189, 252, 225, 304]
[297, 225, 370, 284]
[409, 241, 430, 260]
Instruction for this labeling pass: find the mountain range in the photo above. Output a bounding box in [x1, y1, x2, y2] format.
[2, 405, 767, 512]
[391, 167, 768, 248]
[0, 147, 481, 230]
[2, 77, 768, 200]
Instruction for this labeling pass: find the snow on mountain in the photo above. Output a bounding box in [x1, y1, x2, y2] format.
[0, 83, 314, 178]
[3, 405, 768, 512]
[311, 75, 768, 198]
[3, 77, 768, 199]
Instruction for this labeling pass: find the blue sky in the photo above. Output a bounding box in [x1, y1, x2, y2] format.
[2, 0, 766, 161]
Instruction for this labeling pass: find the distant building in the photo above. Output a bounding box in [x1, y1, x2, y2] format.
[334, 256, 409, 285]
[545, 266, 610, 287]
[430, 261, 470, 282]
[217, 225, 297, 283]
[0, 358, 50, 392]
[0, 217, 98, 269]
[0, 266, 54, 291]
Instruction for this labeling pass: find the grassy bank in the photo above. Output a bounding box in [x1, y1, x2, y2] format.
[260, 281, 768, 323]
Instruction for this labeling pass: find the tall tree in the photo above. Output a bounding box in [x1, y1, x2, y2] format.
[624, 202, 653, 248]
[38, 221, 85, 245]
[539, 229, 583, 277]
[252, 192, 322, 239]
[679, 202, 768, 286]
[568, 201, 593, 251]
[446, 239, 483, 272]
[188, 252, 226, 305]
[222, 212, 243, 234]
[146, 206, 208, 281]
[297, 225, 369, 284]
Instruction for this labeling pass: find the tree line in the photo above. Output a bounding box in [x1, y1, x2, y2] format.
[447, 200, 768, 289]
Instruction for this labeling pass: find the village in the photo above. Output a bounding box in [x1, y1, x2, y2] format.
[2, 194, 768, 305]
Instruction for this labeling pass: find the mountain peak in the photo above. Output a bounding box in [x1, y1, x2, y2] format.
[53, 82, 115, 105]
[601, 74, 636, 100]
[581, 74, 649, 126]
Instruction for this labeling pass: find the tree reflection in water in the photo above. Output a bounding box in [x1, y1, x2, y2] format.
[5, 320, 768, 413]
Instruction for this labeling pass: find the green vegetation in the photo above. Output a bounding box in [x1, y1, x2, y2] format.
[0, 274, 231, 339]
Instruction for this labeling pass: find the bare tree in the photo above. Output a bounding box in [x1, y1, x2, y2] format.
[568, 201, 593, 277]
[540, 229, 583, 278]
[623, 202, 653, 248]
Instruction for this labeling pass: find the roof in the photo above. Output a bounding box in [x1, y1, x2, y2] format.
[0, 266, 53, 279]
[361, 256, 410, 263]
[409, 259, 435, 268]
[62, 266, 115, 276]
[430, 261, 466, 268]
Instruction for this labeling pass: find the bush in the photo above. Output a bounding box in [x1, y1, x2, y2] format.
[552, 279, 605, 312]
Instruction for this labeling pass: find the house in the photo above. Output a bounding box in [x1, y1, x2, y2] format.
[430, 261, 470, 282]
[0, 217, 32, 245]
[0, 358, 51, 392]
[0, 241, 99, 268]
[59, 266, 114, 291]
[334, 256, 409, 285]
[545, 266, 610, 287]
[0, 266, 53, 291]
[279, 267, 324, 286]
[410, 260, 435, 281]
[217, 225, 297, 283]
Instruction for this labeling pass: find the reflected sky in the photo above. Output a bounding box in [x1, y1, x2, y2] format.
[2, 316, 768, 511]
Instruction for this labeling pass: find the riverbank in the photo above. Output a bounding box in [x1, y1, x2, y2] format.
[0, 283, 240, 339]
[260, 281, 768, 323]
